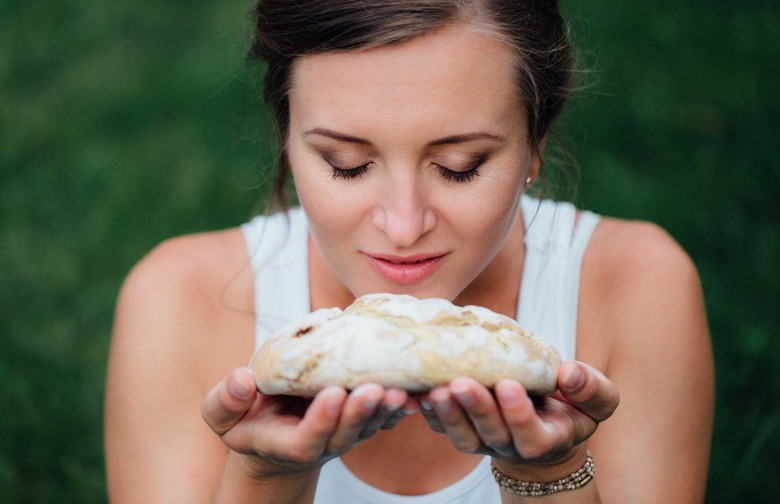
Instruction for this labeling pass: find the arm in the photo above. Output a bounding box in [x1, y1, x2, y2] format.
[105, 231, 413, 503]
[105, 232, 254, 502]
[419, 362, 616, 504]
[581, 220, 714, 502]
[419, 220, 713, 503]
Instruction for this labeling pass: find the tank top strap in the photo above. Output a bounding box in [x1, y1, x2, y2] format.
[240, 208, 311, 350]
[517, 196, 600, 361]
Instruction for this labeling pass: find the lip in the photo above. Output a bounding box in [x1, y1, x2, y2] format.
[364, 252, 447, 285]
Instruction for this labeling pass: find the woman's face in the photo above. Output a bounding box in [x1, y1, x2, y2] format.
[287, 23, 537, 301]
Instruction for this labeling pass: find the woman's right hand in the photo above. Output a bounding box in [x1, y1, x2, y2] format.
[201, 367, 413, 478]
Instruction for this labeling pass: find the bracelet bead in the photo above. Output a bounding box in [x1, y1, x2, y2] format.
[490, 451, 595, 496]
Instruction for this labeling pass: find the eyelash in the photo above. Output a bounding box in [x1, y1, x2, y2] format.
[329, 162, 370, 180]
[436, 154, 487, 183]
[436, 163, 481, 183]
[326, 155, 487, 183]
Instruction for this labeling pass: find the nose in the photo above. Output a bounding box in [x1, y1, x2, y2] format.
[372, 176, 436, 248]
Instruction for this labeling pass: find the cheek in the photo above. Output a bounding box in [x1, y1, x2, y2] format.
[473, 200, 517, 250]
[293, 170, 368, 243]
[289, 140, 368, 222]
[289, 151, 336, 226]
[443, 179, 522, 246]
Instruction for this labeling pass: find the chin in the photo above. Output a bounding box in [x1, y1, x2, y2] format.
[351, 280, 460, 302]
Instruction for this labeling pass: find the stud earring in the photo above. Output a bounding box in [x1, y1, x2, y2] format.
[525, 176, 533, 188]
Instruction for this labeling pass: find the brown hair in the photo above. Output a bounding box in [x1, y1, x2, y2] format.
[248, 0, 574, 210]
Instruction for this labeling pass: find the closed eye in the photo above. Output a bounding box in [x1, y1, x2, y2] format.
[327, 160, 371, 180]
[435, 154, 487, 183]
[325, 154, 487, 182]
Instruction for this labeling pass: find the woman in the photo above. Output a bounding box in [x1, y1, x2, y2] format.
[105, 1, 714, 502]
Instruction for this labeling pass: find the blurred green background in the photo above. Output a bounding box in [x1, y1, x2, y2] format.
[1, 0, 778, 502]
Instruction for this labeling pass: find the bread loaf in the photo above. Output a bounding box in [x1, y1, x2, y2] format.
[250, 293, 561, 396]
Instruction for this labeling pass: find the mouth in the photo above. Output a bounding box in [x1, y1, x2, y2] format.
[364, 253, 447, 285]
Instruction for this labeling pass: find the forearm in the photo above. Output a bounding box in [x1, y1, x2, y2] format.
[494, 446, 601, 504]
[213, 451, 320, 504]
[498, 482, 601, 504]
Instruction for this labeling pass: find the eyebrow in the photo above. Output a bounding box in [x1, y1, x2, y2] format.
[303, 128, 504, 146]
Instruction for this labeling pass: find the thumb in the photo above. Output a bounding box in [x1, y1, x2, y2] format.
[557, 361, 619, 423]
[201, 367, 258, 436]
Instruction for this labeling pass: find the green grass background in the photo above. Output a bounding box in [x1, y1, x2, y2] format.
[1, 0, 778, 501]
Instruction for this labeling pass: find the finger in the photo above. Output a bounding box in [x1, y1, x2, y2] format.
[450, 378, 513, 454]
[535, 396, 598, 449]
[385, 395, 419, 429]
[279, 386, 347, 463]
[325, 384, 385, 453]
[495, 379, 560, 460]
[360, 388, 407, 439]
[430, 386, 483, 454]
[378, 409, 410, 431]
[201, 367, 258, 436]
[558, 361, 620, 422]
[418, 396, 445, 433]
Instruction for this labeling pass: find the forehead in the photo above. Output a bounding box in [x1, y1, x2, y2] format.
[288, 23, 524, 138]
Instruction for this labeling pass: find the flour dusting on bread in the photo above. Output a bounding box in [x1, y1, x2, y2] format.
[250, 293, 561, 396]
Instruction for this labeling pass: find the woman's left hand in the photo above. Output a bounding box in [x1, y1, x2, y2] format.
[418, 360, 619, 467]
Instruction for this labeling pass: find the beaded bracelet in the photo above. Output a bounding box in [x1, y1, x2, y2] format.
[490, 451, 595, 496]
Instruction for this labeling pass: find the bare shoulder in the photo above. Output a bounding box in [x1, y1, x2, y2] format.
[113, 228, 255, 386]
[578, 217, 714, 502]
[123, 228, 251, 305]
[579, 217, 709, 368]
[106, 228, 255, 501]
[585, 218, 699, 295]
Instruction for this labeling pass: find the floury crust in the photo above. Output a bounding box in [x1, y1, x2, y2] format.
[250, 293, 561, 396]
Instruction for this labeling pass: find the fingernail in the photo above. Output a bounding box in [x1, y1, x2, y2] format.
[499, 387, 521, 408]
[436, 400, 452, 413]
[420, 401, 434, 412]
[326, 395, 343, 417]
[563, 364, 584, 390]
[363, 395, 380, 412]
[382, 401, 403, 413]
[432, 390, 453, 413]
[452, 386, 475, 407]
[229, 374, 251, 399]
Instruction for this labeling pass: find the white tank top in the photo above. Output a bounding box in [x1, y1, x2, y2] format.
[240, 195, 600, 503]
